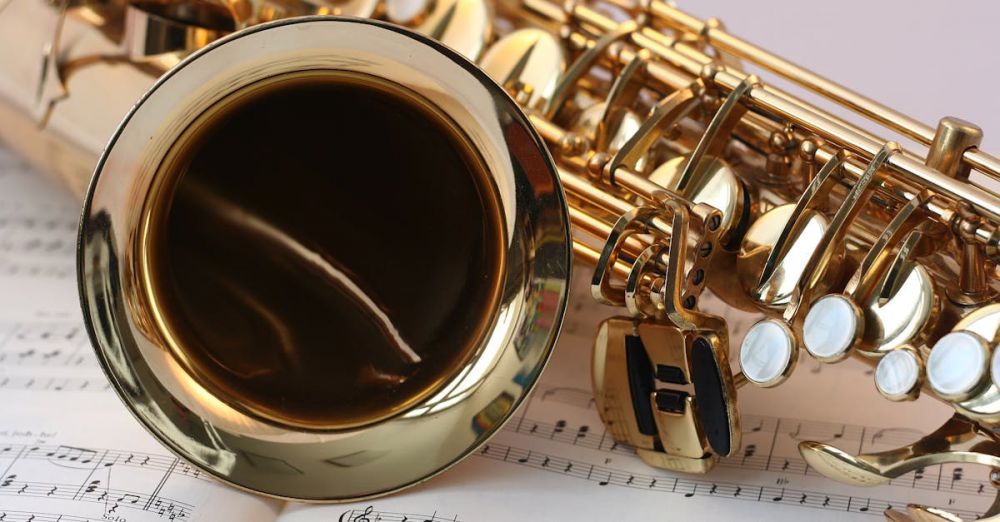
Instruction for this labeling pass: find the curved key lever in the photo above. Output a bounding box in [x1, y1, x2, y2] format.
[592, 51, 649, 153]
[738, 145, 896, 388]
[609, 82, 704, 176]
[36, 0, 70, 127]
[785, 143, 899, 324]
[801, 191, 936, 362]
[800, 414, 1000, 521]
[591, 192, 721, 311]
[543, 21, 639, 119]
[673, 76, 757, 195]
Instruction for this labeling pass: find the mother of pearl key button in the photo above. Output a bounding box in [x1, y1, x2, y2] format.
[803, 294, 859, 362]
[740, 319, 795, 387]
[875, 348, 921, 401]
[927, 331, 990, 400]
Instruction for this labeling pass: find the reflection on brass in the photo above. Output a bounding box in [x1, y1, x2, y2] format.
[3, 2, 1000, 519]
[146, 72, 504, 430]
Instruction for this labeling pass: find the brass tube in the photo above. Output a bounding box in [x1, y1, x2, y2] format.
[541, 0, 1000, 236]
[568, 205, 647, 258]
[573, 240, 631, 279]
[649, 1, 1000, 180]
[651, 1, 936, 146]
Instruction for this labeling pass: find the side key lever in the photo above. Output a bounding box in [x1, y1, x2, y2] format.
[800, 414, 1000, 521]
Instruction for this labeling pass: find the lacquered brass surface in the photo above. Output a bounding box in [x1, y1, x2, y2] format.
[3, 0, 1000, 517]
[647, 156, 742, 235]
[738, 204, 831, 308]
[478, 28, 565, 109]
[859, 264, 936, 353]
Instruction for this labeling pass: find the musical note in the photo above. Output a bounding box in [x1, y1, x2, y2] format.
[742, 444, 756, 464]
[951, 467, 965, 489]
[49, 446, 96, 464]
[115, 493, 140, 504]
[0, 436, 256, 521]
[552, 420, 566, 438]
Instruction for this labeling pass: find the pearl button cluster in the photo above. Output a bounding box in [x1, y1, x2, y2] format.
[739, 293, 861, 389]
[740, 294, 1000, 401]
[874, 330, 999, 404]
[739, 295, 1000, 407]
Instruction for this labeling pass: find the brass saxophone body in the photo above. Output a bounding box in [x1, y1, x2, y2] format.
[2, 1, 1000, 519]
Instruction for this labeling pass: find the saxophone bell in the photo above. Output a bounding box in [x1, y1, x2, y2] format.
[78, 18, 571, 501]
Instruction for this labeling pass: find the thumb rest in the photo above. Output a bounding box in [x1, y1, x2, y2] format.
[2, 0, 1000, 519]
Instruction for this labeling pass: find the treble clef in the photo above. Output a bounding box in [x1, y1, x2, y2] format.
[341, 505, 374, 522]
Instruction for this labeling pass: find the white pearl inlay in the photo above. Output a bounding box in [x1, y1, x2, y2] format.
[740, 320, 794, 386]
[803, 295, 858, 360]
[875, 349, 920, 399]
[927, 331, 988, 399]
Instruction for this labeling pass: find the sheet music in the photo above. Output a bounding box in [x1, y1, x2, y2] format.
[0, 148, 283, 522]
[280, 281, 993, 522]
[0, 146, 994, 521]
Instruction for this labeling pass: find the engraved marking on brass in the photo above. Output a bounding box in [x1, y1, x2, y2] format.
[798, 442, 890, 487]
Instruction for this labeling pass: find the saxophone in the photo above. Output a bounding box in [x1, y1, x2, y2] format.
[1, 1, 998, 520]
